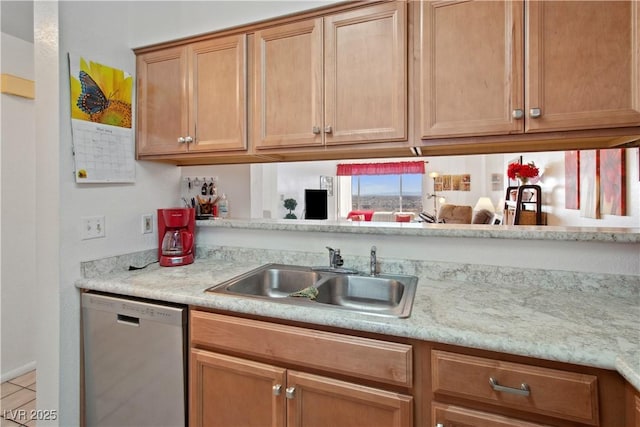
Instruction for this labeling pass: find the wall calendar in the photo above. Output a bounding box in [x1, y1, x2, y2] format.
[68, 54, 135, 183]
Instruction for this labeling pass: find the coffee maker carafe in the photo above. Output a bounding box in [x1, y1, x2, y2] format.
[158, 208, 195, 267]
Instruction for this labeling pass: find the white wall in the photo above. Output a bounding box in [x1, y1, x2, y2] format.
[250, 163, 279, 218]
[426, 154, 498, 212]
[198, 227, 640, 276]
[180, 164, 252, 218]
[34, 2, 60, 422]
[1, 33, 37, 380]
[37, 1, 339, 425]
[25, 1, 639, 425]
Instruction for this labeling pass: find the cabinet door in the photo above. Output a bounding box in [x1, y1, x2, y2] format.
[432, 402, 549, 427]
[136, 46, 189, 155]
[324, 2, 407, 145]
[526, 1, 640, 132]
[419, 0, 523, 138]
[253, 19, 324, 149]
[188, 35, 247, 152]
[286, 371, 412, 427]
[190, 349, 286, 427]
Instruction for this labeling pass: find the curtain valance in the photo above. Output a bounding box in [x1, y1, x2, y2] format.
[336, 161, 425, 176]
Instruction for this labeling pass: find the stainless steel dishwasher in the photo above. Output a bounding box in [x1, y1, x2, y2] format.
[82, 292, 187, 427]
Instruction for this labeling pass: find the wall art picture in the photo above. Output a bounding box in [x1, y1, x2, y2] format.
[491, 173, 503, 191]
[564, 150, 580, 210]
[320, 175, 334, 196]
[437, 175, 470, 192]
[599, 148, 626, 216]
[434, 176, 443, 192]
[442, 175, 452, 191]
[451, 175, 461, 191]
[69, 56, 132, 128]
[460, 174, 471, 191]
[579, 150, 600, 219]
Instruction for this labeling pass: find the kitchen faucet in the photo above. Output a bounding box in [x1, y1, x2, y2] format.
[326, 246, 344, 268]
[370, 246, 377, 276]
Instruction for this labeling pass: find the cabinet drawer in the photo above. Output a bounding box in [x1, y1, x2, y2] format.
[191, 311, 412, 387]
[432, 350, 598, 424]
[432, 402, 550, 427]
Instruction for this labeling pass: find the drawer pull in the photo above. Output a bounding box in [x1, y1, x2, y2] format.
[489, 377, 530, 396]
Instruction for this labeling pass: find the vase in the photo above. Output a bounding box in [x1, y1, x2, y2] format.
[519, 178, 529, 186]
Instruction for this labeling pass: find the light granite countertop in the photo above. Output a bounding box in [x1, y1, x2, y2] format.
[196, 218, 640, 243]
[76, 257, 640, 392]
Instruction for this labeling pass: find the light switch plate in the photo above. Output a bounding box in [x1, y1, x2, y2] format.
[81, 216, 105, 240]
[141, 214, 153, 234]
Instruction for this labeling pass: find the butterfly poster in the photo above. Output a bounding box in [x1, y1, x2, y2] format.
[68, 54, 135, 183]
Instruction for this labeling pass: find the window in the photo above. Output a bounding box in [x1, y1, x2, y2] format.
[351, 174, 422, 213]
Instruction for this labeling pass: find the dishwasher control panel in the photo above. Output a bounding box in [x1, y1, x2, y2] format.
[82, 293, 185, 325]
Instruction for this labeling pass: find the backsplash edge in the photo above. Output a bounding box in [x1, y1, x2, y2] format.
[79, 245, 639, 299]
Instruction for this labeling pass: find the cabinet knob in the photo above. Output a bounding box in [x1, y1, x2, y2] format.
[324, 125, 333, 134]
[272, 384, 282, 396]
[285, 386, 296, 399]
[435, 424, 444, 427]
[312, 126, 321, 134]
[529, 108, 542, 118]
[185, 136, 194, 144]
[178, 137, 186, 144]
[512, 109, 524, 119]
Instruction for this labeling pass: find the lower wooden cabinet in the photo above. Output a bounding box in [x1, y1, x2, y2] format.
[190, 349, 413, 427]
[190, 310, 413, 427]
[287, 371, 412, 427]
[625, 382, 640, 427]
[431, 350, 598, 425]
[190, 349, 285, 427]
[188, 310, 634, 427]
[432, 402, 549, 427]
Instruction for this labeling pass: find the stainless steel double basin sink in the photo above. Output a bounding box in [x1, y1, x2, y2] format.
[206, 263, 418, 318]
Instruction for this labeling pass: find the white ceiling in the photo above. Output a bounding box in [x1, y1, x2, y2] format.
[1, 0, 34, 42]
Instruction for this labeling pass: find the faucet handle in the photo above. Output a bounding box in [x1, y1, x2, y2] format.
[370, 245, 377, 276]
[326, 246, 342, 268]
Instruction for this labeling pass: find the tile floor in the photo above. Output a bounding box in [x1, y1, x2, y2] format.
[1, 370, 36, 427]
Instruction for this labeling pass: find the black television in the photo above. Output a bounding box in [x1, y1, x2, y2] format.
[304, 189, 328, 220]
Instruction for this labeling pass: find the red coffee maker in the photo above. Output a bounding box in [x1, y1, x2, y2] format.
[157, 208, 195, 267]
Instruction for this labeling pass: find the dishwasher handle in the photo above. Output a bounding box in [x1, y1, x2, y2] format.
[117, 313, 140, 326]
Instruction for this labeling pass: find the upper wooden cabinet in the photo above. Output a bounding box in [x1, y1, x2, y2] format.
[137, 34, 247, 156]
[526, 1, 640, 133]
[419, 1, 523, 138]
[134, 0, 640, 164]
[136, 46, 189, 155]
[418, 0, 640, 139]
[252, 18, 324, 149]
[253, 2, 407, 150]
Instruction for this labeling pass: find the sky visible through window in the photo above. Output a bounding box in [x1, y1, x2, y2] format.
[352, 174, 423, 212]
[352, 174, 422, 195]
